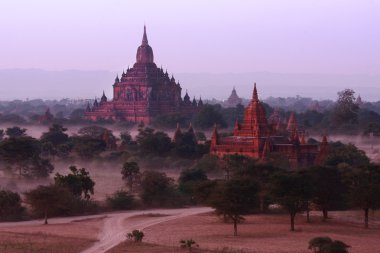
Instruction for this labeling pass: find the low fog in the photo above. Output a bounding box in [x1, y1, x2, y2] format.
[1, 123, 379, 201]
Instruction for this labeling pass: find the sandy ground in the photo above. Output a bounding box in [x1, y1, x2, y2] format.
[106, 241, 211, 253]
[81, 207, 212, 253]
[142, 212, 380, 253]
[0, 216, 105, 239]
[0, 207, 212, 253]
[0, 216, 104, 253]
[1, 208, 379, 253]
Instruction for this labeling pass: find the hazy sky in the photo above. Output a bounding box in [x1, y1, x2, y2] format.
[1, 0, 379, 75]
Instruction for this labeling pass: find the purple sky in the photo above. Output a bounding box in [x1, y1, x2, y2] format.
[1, 0, 379, 75]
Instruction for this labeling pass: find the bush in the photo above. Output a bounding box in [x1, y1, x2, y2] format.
[127, 230, 144, 242]
[308, 236, 350, 253]
[180, 239, 198, 252]
[106, 190, 134, 210]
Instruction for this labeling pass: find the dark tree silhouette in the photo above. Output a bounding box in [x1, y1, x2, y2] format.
[54, 165, 95, 200]
[209, 178, 258, 236]
[346, 164, 380, 228]
[121, 161, 141, 192]
[25, 185, 72, 224]
[0, 190, 24, 221]
[308, 236, 350, 253]
[0, 136, 54, 178]
[270, 171, 313, 231]
[309, 166, 346, 221]
[5, 126, 27, 138]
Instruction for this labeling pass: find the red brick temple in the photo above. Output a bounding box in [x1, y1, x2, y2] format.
[210, 84, 328, 168]
[84, 26, 201, 123]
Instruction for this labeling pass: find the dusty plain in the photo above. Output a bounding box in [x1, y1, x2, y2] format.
[0, 217, 104, 253]
[128, 212, 380, 253]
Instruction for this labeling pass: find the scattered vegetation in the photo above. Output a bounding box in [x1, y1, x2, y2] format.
[308, 237, 350, 253]
[180, 239, 198, 252]
[127, 230, 144, 243]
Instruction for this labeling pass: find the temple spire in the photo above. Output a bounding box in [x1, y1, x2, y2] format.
[252, 83, 258, 101]
[211, 123, 219, 145]
[142, 25, 148, 45]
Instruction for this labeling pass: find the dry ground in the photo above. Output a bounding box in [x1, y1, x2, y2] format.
[0, 217, 104, 253]
[1, 210, 379, 253]
[106, 241, 196, 253]
[134, 212, 380, 253]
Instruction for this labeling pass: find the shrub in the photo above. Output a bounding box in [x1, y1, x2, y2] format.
[180, 239, 198, 252]
[308, 236, 350, 253]
[106, 190, 134, 210]
[127, 230, 144, 242]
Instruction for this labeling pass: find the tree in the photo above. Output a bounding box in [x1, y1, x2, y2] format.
[174, 132, 198, 158]
[136, 127, 173, 155]
[0, 136, 54, 178]
[5, 126, 27, 138]
[325, 142, 369, 167]
[54, 165, 95, 200]
[233, 162, 281, 212]
[69, 108, 85, 121]
[332, 89, 359, 126]
[209, 178, 258, 236]
[270, 171, 314, 231]
[191, 154, 220, 174]
[71, 135, 106, 159]
[0, 190, 24, 221]
[0, 129, 4, 141]
[120, 131, 132, 146]
[140, 171, 178, 207]
[0, 114, 26, 124]
[41, 141, 57, 158]
[121, 161, 140, 192]
[40, 123, 69, 147]
[345, 164, 380, 228]
[106, 190, 134, 210]
[78, 125, 116, 149]
[178, 168, 208, 202]
[308, 236, 350, 253]
[222, 154, 254, 180]
[78, 125, 107, 138]
[25, 184, 73, 224]
[193, 104, 227, 129]
[309, 166, 346, 221]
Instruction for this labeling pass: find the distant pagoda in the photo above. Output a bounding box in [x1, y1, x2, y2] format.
[223, 87, 242, 107]
[84, 26, 202, 123]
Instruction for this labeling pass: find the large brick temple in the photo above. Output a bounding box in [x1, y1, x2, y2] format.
[84, 26, 201, 123]
[210, 84, 328, 168]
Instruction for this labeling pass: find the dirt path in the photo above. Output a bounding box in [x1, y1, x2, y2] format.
[80, 207, 212, 253]
[0, 207, 212, 253]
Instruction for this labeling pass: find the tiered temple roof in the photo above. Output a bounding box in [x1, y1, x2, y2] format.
[211, 84, 328, 168]
[84, 26, 202, 123]
[224, 87, 243, 107]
